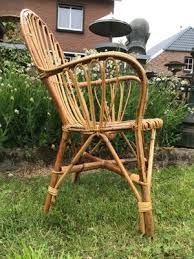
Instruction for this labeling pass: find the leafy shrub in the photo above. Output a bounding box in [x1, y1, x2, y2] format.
[0, 47, 188, 148]
[0, 51, 61, 148]
[0, 47, 30, 70]
[1, 20, 21, 43]
[145, 77, 188, 146]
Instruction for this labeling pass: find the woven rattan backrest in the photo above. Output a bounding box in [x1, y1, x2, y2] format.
[21, 9, 148, 129]
[20, 9, 65, 70]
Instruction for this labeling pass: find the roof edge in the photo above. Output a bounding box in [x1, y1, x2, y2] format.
[164, 26, 193, 50]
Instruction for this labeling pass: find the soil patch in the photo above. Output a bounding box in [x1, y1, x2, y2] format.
[0, 146, 194, 178]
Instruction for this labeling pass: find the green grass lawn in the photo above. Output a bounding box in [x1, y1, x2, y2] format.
[0, 166, 194, 258]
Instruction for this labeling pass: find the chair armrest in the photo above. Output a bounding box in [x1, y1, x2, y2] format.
[39, 51, 145, 79]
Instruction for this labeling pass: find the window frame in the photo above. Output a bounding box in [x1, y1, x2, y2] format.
[56, 3, 84, 33]
[64, 51, 85, 61]
[184, 56, 193, 72]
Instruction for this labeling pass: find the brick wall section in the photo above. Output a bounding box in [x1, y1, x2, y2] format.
[147, 50, 191, 76]
[0, 0, 114, 52]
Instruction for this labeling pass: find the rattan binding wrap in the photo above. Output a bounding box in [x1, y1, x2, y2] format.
[138, 202, 152, 212]
[48, 186, 58, 196]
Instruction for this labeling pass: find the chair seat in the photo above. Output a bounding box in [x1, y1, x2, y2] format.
[63, 118, 163, 133]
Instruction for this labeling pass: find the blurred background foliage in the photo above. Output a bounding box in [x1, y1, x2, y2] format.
[0, 47, 188, 149]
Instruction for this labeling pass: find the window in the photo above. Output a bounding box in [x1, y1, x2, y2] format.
[57, 4, 83, 32]
[64, 51, 85, 61]
[184, 56, 193, 71]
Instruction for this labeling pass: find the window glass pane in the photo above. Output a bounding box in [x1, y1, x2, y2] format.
[58, 6, 70, 29]
[71, 8, 83, 30]
[184, 57, 193, 70]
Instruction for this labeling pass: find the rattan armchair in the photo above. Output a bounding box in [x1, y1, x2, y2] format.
[20, 9, 163, 236]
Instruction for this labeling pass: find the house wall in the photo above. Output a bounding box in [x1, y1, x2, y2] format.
[147, 50, 191, 76]
[0, 0, 114, 52]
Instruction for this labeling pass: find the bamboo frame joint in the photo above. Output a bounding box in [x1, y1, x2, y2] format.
[138, 201, 152, 212]
[52, 169, 62, 174]
[48, 186, 58, 196]
[130, 173, 140, 182]
[62, 126, 68, 133]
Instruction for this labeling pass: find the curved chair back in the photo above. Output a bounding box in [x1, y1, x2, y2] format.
[20, 9, 148, 130]
[20, 9, 65, 70]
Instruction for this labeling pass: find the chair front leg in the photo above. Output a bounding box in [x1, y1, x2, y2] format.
[138, 186, 154, 237]
[44, 131, 68, 213]
[99, 133, 148, 233]
[137, 129, 156, 236]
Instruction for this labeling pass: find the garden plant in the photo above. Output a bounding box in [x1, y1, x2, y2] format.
[0, 47, 188, 149]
